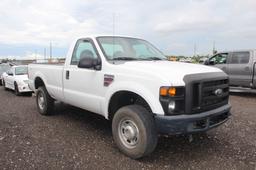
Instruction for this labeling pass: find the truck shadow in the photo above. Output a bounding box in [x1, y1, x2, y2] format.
[139, 133, 223, 163]
[52, 102, 226, 163]
[230, 91, 256, 98]
[53, 102, 112, 136]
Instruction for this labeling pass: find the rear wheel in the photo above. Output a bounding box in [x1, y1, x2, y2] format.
[112, 105, 158, 159]
[14, 82, 20, 96]
[36, 86, 54, 115]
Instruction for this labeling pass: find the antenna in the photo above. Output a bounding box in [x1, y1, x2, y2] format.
[112, 13, 115, 36]
[112, 13, 116, 59]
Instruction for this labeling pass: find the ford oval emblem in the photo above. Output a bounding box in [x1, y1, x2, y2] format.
[214, 89, 223, 97]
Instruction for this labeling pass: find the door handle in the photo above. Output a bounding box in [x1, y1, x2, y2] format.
[66, 70, 70, 80]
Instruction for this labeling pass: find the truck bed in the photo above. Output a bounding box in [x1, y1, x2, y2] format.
[28, 63, 64, 101]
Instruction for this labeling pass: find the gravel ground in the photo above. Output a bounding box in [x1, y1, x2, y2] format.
[0, 87, 255, 170]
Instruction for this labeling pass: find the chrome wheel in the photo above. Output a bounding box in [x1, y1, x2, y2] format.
[37, 92, 45, 110]
[118, 118, 139, 148]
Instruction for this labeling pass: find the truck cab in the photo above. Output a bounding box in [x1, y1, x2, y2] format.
[205, 50, 256, 88]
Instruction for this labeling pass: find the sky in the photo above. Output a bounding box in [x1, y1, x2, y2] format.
[0, 0, 256, 59]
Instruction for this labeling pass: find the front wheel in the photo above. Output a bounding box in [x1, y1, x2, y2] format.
[36, 86, 54, 115]
[112, 105, 158, 159]
[14, 82, 21, 96]
[3, 80, 7, 90]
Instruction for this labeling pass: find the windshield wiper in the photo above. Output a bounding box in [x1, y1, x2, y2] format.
[112, 57, 138, 61]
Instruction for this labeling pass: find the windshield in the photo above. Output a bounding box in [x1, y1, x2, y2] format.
[97, 37, 167, 61]
[0, 65, 11, 74]
[15, 66, 28, 75]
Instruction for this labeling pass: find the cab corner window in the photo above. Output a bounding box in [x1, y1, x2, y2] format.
[71, 40, 98, 65]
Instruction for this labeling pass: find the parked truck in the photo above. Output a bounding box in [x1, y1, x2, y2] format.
[28, 35, 231, 159]
[204, 50, 256, 90]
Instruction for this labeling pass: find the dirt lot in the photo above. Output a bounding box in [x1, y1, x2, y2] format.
[0, 87, 255, 170]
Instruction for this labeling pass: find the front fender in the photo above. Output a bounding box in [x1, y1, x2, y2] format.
[103, 81, 165, 119]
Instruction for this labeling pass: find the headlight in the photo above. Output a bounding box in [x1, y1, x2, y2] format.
[168, 100, 176, 113]
[159, 86, 185, 115]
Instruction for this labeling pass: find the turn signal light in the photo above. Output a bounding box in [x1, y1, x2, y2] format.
[160, 87, 176, 96]
[160, 87, 168, 96]
[168, 87, 176, 96]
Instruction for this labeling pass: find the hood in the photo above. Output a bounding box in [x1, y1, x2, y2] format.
[15, 74, 29, 82]
[118, 61, 224, 86]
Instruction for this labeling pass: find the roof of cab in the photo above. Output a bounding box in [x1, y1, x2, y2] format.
[75, 34, 143, 40]
[218, 49, 256, 53]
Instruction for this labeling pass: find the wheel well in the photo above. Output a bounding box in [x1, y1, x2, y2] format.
[35, 77, 45, 89]
[108, 91, 152, 120]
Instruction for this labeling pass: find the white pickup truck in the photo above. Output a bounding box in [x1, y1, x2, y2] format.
[28, 35, 231, 159]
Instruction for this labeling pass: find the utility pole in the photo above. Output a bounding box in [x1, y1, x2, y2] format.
[50, 42, 52, 59]
[213, 41, 216, 54]
[34, 50, 37, 60]
[44, 48, 46, 60]
[193, 43, 197, 57]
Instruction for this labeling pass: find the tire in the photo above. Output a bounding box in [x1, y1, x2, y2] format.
[36, 86, 54, 115]
[14, 82, 21, 96]
[112, 105, 158, 159]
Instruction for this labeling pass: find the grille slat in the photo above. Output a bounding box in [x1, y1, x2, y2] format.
[202, 84, 229, 92]
[202, 92, 229, 101]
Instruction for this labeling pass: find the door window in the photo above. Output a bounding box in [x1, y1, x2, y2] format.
[71, 40, 98, 65]
[230, 52, 250, 64]
[209, 53, 228, 64]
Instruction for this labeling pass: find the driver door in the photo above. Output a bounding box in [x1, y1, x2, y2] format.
[63, 39, 104, 115]
[5, 68, 15, 89]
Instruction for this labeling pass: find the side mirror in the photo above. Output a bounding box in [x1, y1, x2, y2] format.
[78, 57, 101, 70]
[204, 59, 209, 65]
[204, 59, 215, 65]
[8, 72, 13, 76]
[209, 60, 215, 65]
